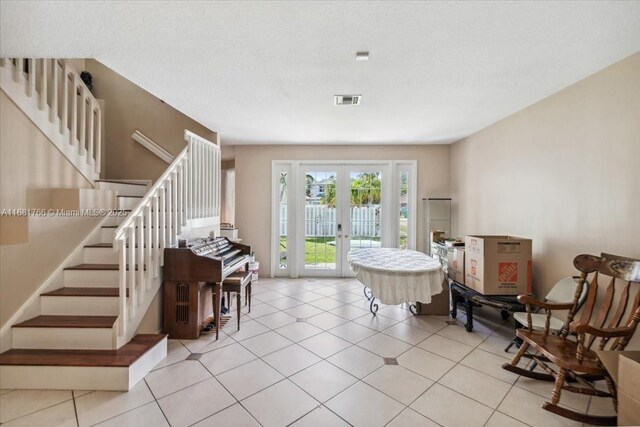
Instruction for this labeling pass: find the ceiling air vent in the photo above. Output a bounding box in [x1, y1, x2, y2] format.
[334, 95, 361, 106]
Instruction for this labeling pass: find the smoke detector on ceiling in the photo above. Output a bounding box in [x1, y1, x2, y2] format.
[334, 95, 361, 106]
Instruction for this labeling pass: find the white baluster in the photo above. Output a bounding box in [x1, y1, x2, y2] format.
[27, 59, 36, 97]
[50, 60, 58, 123]
[61, 62, 68, 135]
[159, 187, 166, 263]
[79, 88, 86, 155]
[128, 226, 136, 318]
[14, 58, 23, 84]
[136, 216, 144, 300]
[153, 195, 160, 276]
[87, 102, 94, 161]
[118, 239, 127, 335]
[176, 165, 183, 235]
[166, 178, 173, 247]
[39, 59, 48, 111]
[204, 145, 209, 217]
[182, 158, 188, 225]
[70, 75, 77, 146]
[188, 138, 193, 220]
[172, 171, 178, 241]
[95, 108, 102, 174]
[145, 205, 152, 287]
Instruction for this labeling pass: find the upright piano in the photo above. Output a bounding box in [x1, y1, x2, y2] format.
[163, 237, 251, 340]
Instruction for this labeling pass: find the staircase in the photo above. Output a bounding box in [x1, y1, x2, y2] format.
[0, 181, 167, 390]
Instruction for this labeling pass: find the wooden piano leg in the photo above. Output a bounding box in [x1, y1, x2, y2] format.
[236, 292, 241, 331]
[213, 282, 222, 340]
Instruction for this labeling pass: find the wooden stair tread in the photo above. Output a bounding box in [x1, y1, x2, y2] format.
[13, 315, 117, 328]
[0, 334, 165, 367]
[116, 195, 143, 198]
[84, 243, 153, 249]
[64, 263, 146, 271]
[95, 179, 147, 187]
[41, 287, 123, 297]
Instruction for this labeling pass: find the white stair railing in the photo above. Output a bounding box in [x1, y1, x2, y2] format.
[0, 58, 102, 180]
[113, 130, 220, 338]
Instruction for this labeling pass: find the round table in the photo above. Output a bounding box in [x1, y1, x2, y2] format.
[348, 248, 446, 315]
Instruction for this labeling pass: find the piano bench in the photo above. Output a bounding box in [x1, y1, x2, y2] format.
[221, 271, 252, 331]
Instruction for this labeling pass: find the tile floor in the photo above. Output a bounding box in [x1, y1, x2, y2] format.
[0, 277, 617, 427]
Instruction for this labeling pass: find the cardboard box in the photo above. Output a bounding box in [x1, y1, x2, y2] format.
[416, 280, 450, 315]
[464, 235, 532, 295]
[447, 248, 465, 284]
[618, 352, 640, 425]
[618, 391, 640, 426]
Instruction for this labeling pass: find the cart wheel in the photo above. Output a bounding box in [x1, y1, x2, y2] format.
[501, 310, 510, 320]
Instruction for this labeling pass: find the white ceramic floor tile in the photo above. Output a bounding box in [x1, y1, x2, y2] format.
[587, 395, 617, 416]
[329, 321, 378, 343]
[157, 377, 236, 427]
[325, 381, 405, 427]
[307, 312, 350, 330]
[417, 333, 475, 362]
[397, 347, 456, 381]
[199, 342, 257, 375]
[242, 380, 319, 427]
[75, 381, 154, 427]
[331, 291, 363, 303]
[244, 302, 280, 318]
[285, 304, 325, 318]
[353, 313, 399, 331]
[377, 305, 414, 321]
[153, 339, 191, 370]
[439, 364, 512, 408]
[291, 406, 350, 427]
[222, 319, 269, 341]
[73, 390, 93, 398]
[357, 333, 413, 358]
[386, 408, 440, 427]
[312, 286, 343, 296]
[364, 365, 433, 406]
[290, 360, 358, 403]
[95, 401, 169, 427]
[410, 383, 493, 427]
[262, 344, 322, 376]
[276, 286, 306, 297]
[329, 304, 371, 320]
[255, 290, 288, 302]
[240, 330, 293, 356]
[0, 390, 72, 424]
[402, 315, 448, 332]
[275, 321, 323, 342]
[216, 359, 284, 400]
[460, 349, 518, 384]
[1, 400, 76, 427]
[436, 324, 489, 347]
[292, 292, 325, 303]
[478, 331, 517, 357]
[255, 311, 297, 329]
[484, 411, 529, 427]
[381, 322, 433, 345]
[299, 332, 353, 358]
[498, 385, 582, 427]
[144, 360, 211, 398]
[350, 298, 388, 311]
[310, 297, 346, 310]
[514, 376, 591, 413]
[192, 403, 260, 427]
[267, 296, 305, 310]
[328, 345, 384, 378]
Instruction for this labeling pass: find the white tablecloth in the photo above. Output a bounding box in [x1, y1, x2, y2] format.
[348, 248, 445, 305]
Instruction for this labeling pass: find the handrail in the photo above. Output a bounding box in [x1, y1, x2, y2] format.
[132, 130, 175, 164]
[0, 58, 102, 179]
[113, 130, 220, 337]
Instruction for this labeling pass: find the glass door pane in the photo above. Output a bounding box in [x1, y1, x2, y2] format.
[349, 171, 382, 250]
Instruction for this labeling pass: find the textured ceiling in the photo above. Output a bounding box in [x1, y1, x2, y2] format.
[1, 1, 639, 145]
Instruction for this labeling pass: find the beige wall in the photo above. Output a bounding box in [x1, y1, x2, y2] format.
[0, 91, 102, 327]
[235, 145, 450, 276]
[450, 53, 640, 346]
[84, 60, 217, 182]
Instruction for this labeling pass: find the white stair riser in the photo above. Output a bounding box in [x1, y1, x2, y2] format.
[64, 269, 118, 287]
[103, 215, 131, 227]
[96, 182, 148, 197]
[101, 228, 116, 243]
[0, 337, 166, 391]
[12, 327, 115, 350]
[117, 197, 141, 210]
[84, 247, 119, 264]
[41, 296, 119, 316]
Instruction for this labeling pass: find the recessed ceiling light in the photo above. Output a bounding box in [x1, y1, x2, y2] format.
[355, 51, 369, 61]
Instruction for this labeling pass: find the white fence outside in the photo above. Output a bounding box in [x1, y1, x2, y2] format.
[280, 204, 380, 237]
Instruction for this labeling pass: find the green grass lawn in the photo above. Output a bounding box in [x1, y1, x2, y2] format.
[280, 236, 337, 265]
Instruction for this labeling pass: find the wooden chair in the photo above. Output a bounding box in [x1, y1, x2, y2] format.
[502, 253, 640, 425]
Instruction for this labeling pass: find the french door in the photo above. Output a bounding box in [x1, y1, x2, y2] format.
[298, 163, 389, 277]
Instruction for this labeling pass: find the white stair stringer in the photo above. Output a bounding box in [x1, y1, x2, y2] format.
[0, 62, 99, 183]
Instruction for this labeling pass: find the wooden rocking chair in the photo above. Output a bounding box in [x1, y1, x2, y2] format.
[502, 253, 640, 425]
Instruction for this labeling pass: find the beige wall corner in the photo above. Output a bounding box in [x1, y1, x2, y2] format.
[235, 144, 450, 276]
[0, 216, 29, 246]
[84, 60, 217, 183]
[450, 53, 640, 348]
